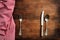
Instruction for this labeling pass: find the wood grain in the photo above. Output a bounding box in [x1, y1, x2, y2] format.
[14, 0, 60, 39]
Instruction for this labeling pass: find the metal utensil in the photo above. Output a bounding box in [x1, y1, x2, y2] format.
[19, 18, 22, 36]
[41, 10, 44, 37]
[45, 14, 49, 36]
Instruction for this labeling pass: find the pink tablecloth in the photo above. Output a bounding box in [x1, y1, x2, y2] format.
[0, 0, 15, 40]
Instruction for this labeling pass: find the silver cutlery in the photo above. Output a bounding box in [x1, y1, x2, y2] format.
[44, 14, 49, 36]
[19, 18, 22, 36]
[41, 10, 44, 37]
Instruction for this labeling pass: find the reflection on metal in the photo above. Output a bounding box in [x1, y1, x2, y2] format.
[19, 18, 22, 36]
[41, 10, 44, 37]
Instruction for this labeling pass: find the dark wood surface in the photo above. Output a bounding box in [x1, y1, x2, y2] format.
[13, 0, 60, 40]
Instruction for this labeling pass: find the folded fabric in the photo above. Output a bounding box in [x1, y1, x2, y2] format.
[0, 2, 4, 8]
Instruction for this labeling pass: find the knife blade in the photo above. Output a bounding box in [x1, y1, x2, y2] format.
[41, 10, 44, 37]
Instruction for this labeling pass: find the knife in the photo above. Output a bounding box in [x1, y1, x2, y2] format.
[41, 10, 44, 37]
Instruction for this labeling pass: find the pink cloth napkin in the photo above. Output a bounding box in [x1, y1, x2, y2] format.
[0, 0, 15, 40]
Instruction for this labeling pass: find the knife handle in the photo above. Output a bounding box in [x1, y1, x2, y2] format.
[41, 25, 44, 37]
